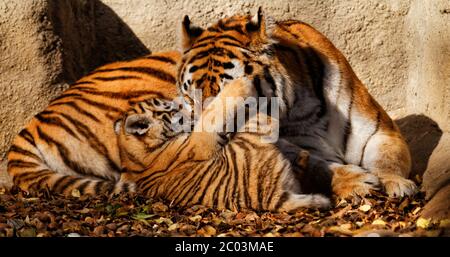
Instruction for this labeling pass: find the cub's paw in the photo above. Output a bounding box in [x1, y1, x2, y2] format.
[378, 174, 417, 198]
[331, 164, 380, 200]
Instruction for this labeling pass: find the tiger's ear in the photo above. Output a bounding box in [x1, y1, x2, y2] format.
[180, 15, 204, 51]
[246, 7, 275, 42]
[124, 114, 152, 135]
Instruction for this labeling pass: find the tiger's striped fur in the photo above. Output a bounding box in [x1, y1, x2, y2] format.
[7, 51, 181, 196]
[115, 78, 330, 212]
[176, 8, 416, 199]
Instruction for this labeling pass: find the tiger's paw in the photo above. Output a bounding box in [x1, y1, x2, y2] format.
[377, 173, 417, 198]
[331, 164, 380, 200]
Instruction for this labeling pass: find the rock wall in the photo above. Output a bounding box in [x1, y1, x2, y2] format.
[0, 0, 448, 218]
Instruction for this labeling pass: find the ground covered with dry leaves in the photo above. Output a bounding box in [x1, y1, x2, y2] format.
[0, 187, 448, 237]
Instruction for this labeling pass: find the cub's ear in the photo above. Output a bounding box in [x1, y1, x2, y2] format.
[180, 15, 204, 51]
[124, 114, 152, 135]
[246, 7, 274, 42]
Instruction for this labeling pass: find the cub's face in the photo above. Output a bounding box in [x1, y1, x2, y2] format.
[114, 98, 185, 171]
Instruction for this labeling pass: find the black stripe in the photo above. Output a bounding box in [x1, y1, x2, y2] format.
[359, 111, 381, 166]
[8, 160, 39, 169]
[51, 93, 83, 103]
[95, 67, 176, 84]
[219, 73, 233, 80]
[35, 127, 107, 179]
[92, 75, 142, 82]
[144, 55, 177, 64]
[195, 160, 222, 205]
[18, 129, 36, 147]
[51, 175, 71, 192]
[222, 62, 235, 69]
[274, 44, 302, 67]
[221, 24, 246, 35]
[78, 180, 91, 195]
[30, 175, 52, 191]
[8, 145, 41, 162]
[221, 148, 235, 210]
[57, 177, 79, 194]
[301, 47, 326, 117]
[177, 162, 216, 206]
[77, 88, 164, 100]
[222, 41, 245, 49]
[103, 181, 114, 195]
[71, 81, 95, 87]
[189, 42, 211, 51]
[189, 61, 209, 73]
[13, 170, 40, 184]
[274, 191, 289, 211]
[234, 141, 252, 208]
[228, 145, 241, 209]
[342, 90, 354, 155]
[74, 97, 124, 114]
[192, 35, 216, 45]
[122, 183, 129, 193]
[266, 161, 287, 207]
[252, 76, 264, 97]
[14, 169, 52, 184]
[36, 113, 80, 140]
[124, 148, 147, 169]
[57, 112, 121, 173]
[50, 101, 100, 123]
[263, 66, 277, 96]
[212, 155, 229, 208]
[216, 34, 244, 45]
[94, 181, 104, 195]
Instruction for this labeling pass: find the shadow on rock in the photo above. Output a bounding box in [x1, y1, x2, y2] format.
[395, 114, 443, 179]
[47, 0, 151, 83]
[92, 1, 150, 66]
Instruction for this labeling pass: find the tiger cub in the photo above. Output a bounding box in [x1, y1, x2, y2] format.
[115, 78, 330, 212]
[176, 8, 416, 199]
[7, 51, 181, 196]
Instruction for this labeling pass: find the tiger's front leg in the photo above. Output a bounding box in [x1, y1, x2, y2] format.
[330, 118, 417, 199]
[360, 131, 417, 198]
[188, 77, 258, 159]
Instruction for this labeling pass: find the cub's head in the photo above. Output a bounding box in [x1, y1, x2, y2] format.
[178, 7, 276, 109]
[114, 98, 186, 171]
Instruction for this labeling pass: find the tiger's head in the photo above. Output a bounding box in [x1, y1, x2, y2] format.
[178, 7, 277, 109]
[114, 98, 187, 171]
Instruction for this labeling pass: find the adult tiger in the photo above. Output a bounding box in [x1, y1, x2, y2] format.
[115, 78, 330, 212]
[7, 51, 181, 196]
[176, 8, 416, 199]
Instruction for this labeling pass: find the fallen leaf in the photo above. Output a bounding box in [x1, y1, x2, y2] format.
[189, 215, 202, 223]
[71, 189, 80, 198]
[168, 223, 179, 231]
[372, 219, 386, 226]
[359, 204, 371, 212]
[412, 207, 421, 215]
[416, 217, 430, 229]
[132, 213, 156, 221]
[154, 217, 173, 226]
[197, 225, 216, 236]
[439, 219, 450, 228]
